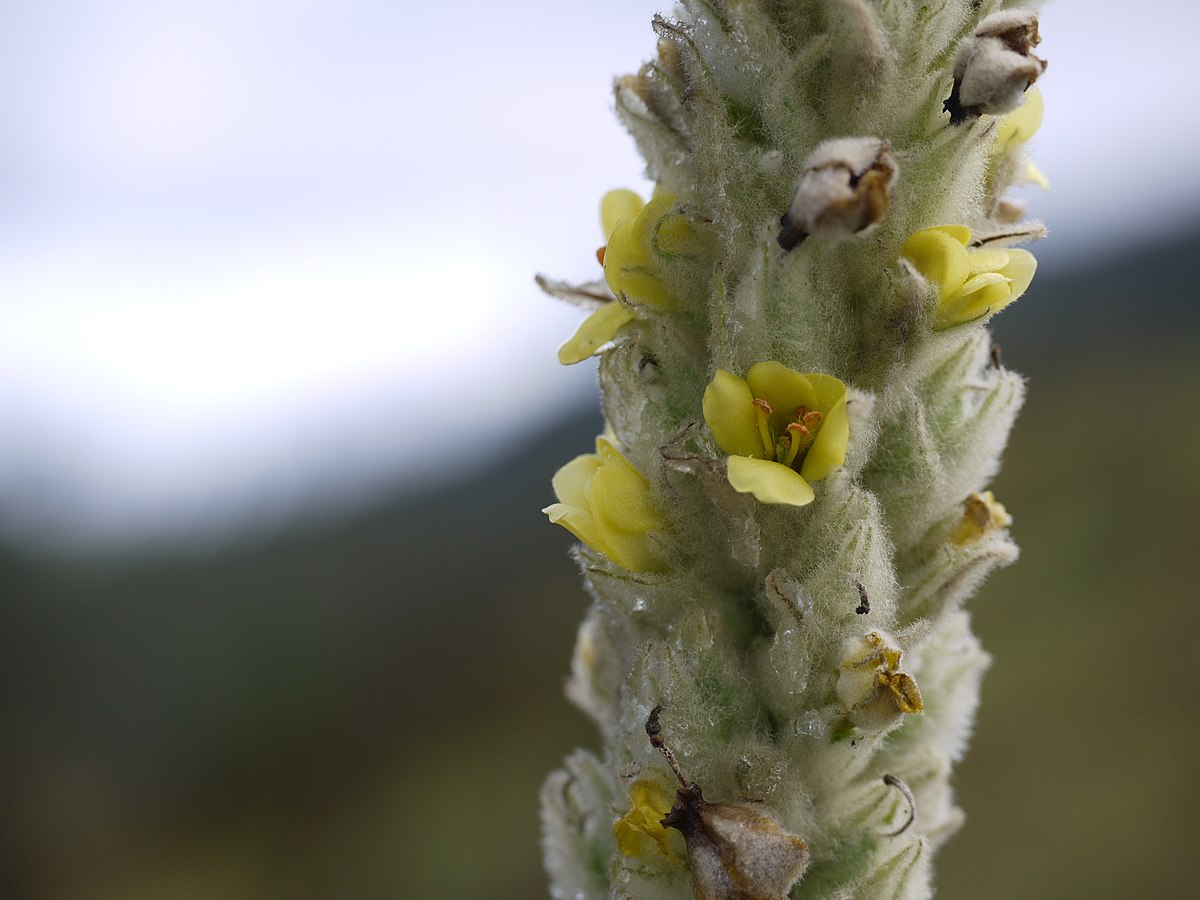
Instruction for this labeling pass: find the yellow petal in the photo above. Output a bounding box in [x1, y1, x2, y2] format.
[604, 216, 647, 273]
[635, 193, 678, 246]
[901, 228, 971, 299]
[727, 456, 815, 506]
[746, 362, 817, 434]
[543, 501, 602, 552]
[614, 780, 682, 861]
[544, 453, 604, 551]
[999, 248, 1037, 301]
[593, 440, 662, 537]
[956, 272, 1012, 304]
[967, 247, 1010, 276]
[937, 273, 1012, 327]
[804, 372, 848, 416]
[703, 369, 767, 458]
[557, 301, 636, 365]
[604, 193, 679, 310]
[590, 440, 667, 572]
[937, 247, 1036, 328]
[1024, 160, 1050, 190]
[605, 268, 675, 310]
[549, 452, 601, 509]
[952, 490, 1013, 544]
[994, 86, 1044, 155]
[545, 442, 668, 572]
[799, 380, 848, 483]
[600, 189, 645, 239]
[930, 225, 972, 245]
[655, 213, 698, 257]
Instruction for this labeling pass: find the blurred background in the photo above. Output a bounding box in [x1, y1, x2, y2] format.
[2, 1, 1198, 897]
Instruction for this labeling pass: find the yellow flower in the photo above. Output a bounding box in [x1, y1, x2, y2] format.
[951, 490, 1012, 544]
[543, 437, 667, 572]
[702, 362, 849, 507]
[901, 225, 1037, 329]
[600, 187, 645, 236]
[603, 191, 687, 311]
[613, 779, 685, 861]
[993, 86, 1050, 189]
[994, 85, 1043, 155]
[557, 300, 636, 365]
[559, 189, 702, 365]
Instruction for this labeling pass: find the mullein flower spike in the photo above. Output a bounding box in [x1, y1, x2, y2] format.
[541, 4, 1050, 897]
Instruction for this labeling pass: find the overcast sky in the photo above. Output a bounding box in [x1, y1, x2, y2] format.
[1, 1, 1196, 550]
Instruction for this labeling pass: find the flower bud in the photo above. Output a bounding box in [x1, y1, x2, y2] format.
[945, 10, 1047, 124]
[543, 437, 668, 572]
[778, 137, 896, 250]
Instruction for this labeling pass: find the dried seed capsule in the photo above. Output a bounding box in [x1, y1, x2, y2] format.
[646, 706, 810, 899]
[778, 137, 896, 250]
[945, 10, 1047, 124]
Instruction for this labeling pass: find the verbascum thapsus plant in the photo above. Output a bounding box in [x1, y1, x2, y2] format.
[539, 3, 1048, 897]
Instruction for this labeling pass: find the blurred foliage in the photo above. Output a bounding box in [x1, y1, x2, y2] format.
[2, 227, 1198, 898]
